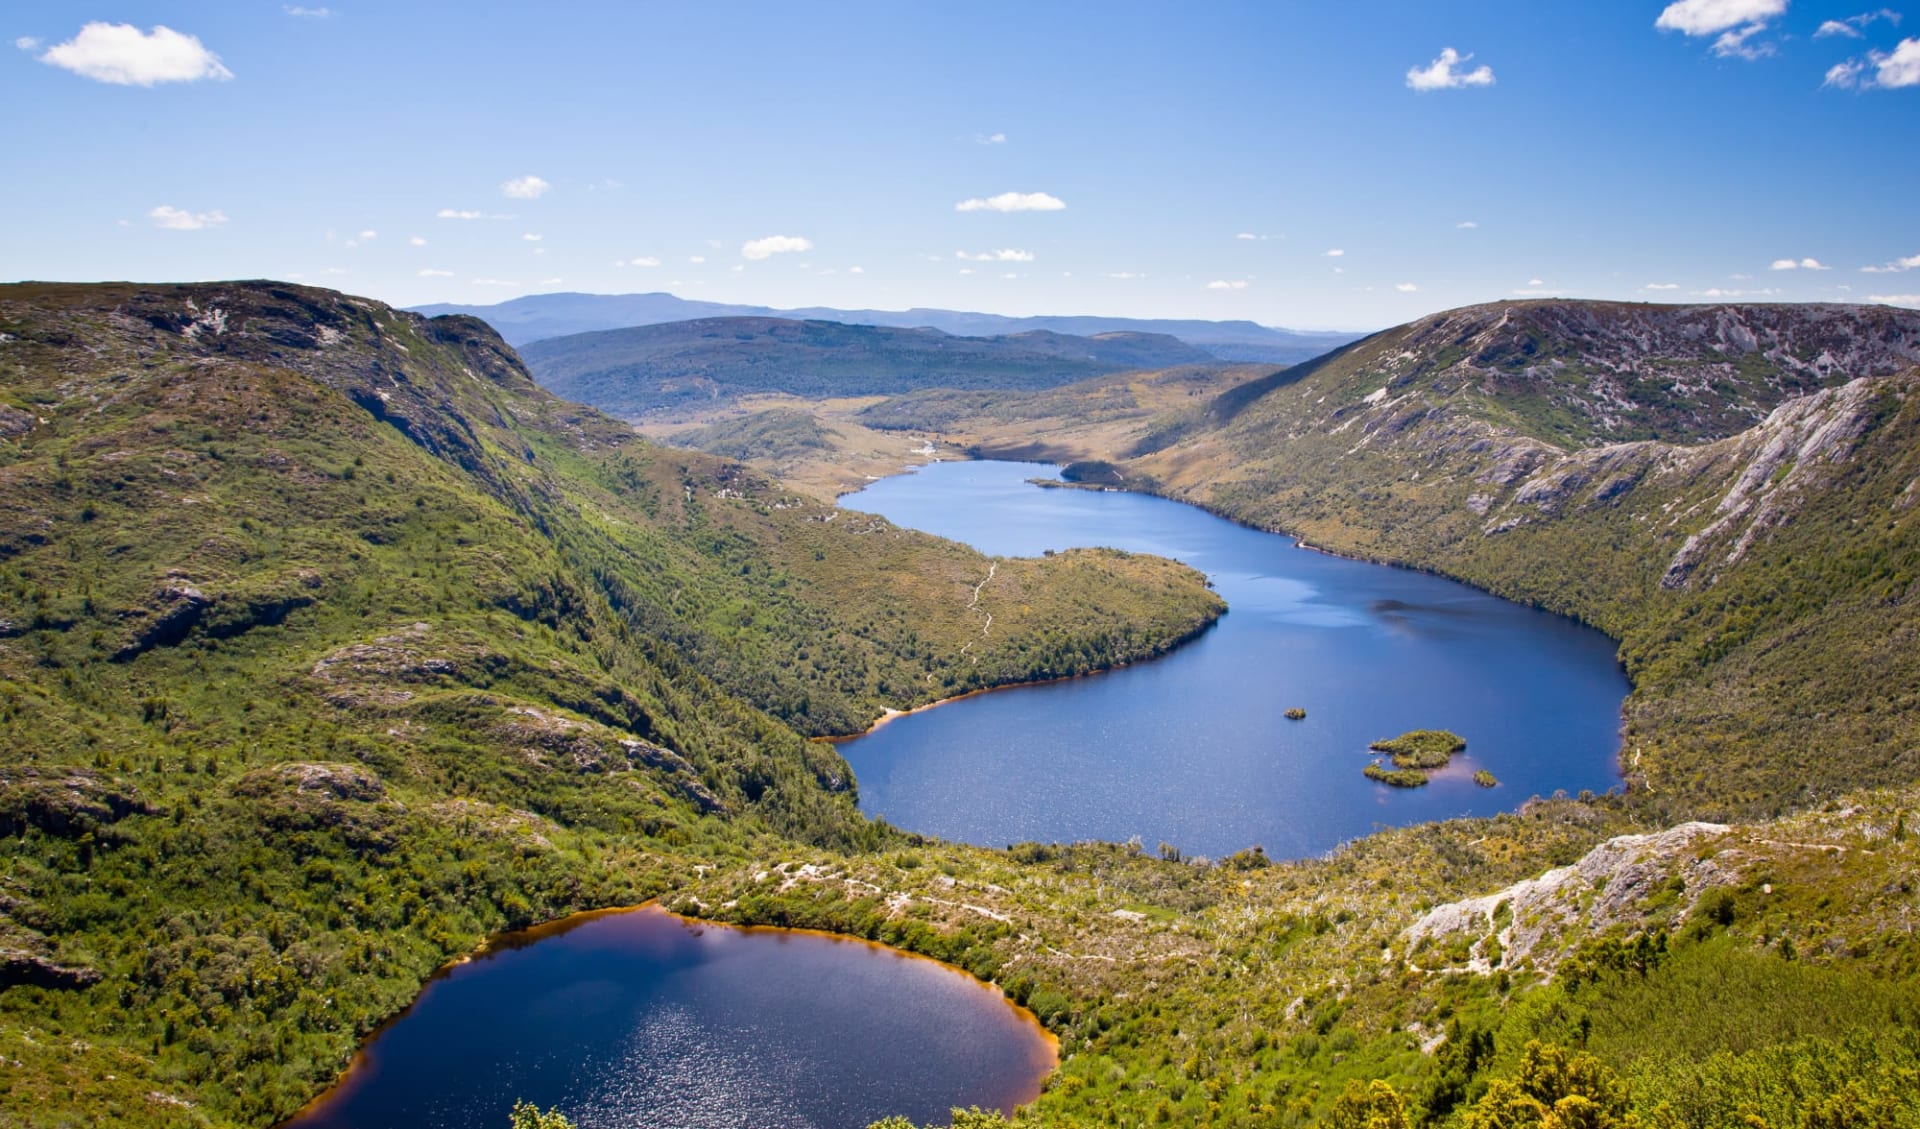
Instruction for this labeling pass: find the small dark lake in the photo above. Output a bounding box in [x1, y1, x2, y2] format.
[836, 461, 1629, 859]
[285, 906, 1054, 1129]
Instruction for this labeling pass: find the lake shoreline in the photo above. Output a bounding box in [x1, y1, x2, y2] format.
[279, 902, 1059, 1129]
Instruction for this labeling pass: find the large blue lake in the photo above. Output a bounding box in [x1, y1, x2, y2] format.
[836, 461, 1629, 859]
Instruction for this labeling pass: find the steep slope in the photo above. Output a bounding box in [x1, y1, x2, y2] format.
[1126, 300, 1920, 817]
[0, 281, 1221, 1126]
[518, 316, 1216, 417]
[412, 290, 1361, 361]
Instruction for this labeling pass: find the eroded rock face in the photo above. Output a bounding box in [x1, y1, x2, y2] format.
[0, 767, 150, 838]
[0, 949, 103, 990]
[1403, 821, 1732, 976]
[232, 761, 387, 804]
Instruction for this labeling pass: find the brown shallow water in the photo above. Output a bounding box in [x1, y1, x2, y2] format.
[283, 904, 1055, 1129]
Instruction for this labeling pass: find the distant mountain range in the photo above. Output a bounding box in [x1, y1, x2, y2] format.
[519, 316, 1218, 417]
[410, 291, 1361, 363]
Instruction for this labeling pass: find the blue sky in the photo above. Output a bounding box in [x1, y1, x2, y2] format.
[5, 1, 1917, 330]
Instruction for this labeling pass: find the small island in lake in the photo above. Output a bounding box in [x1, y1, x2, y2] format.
[1363, 729, 1467, 787]
[1284, 708, 1306, 720]
[1474, 769, 1499, 788]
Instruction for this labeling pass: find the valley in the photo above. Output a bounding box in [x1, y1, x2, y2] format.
[5, 284, 1920, 1129]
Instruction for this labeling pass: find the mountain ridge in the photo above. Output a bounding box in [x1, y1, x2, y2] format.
[409, 290, 1361, 362]
[517, 315, 1220, 418]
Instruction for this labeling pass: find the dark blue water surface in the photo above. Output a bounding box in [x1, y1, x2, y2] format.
[285, 906, 1054, 1129]
[836, 461, 1628, 859]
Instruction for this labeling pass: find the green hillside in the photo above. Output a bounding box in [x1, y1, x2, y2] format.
[1122, 300, 1920, 818]
[0, 281, 1221, 1126]
[518, 316, 1216, 417]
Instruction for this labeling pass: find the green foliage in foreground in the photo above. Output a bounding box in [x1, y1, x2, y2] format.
[510, 1101, 578, 1129]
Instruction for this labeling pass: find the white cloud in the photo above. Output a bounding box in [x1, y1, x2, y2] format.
[437, 209, 483, 220]
[689, 255, 705, 264]
[285, 6, 333, 17]
[148, 205, 227, 231]
[1406, 47, 1494, 91]
[38, 22, 232, 85]
[975, 132, 1007, 144]
[956, 248, 1035, 262]
[1528, 278, 1545, 287]
[624, 256, 660, 267]
[1109, 272, 1144, 279]
[522, 232, 542, 242]
[1236, 232, 1260, 240]
[472, 278, 517, 287]
[1770, 257, 1830, 270]
[1694, 287, 1781, 297]
[1843, 36, 1920, 87]
[955, 191, 1066, 213]
[1002, 272, 1020, 279]
[1712, 22, 1777, 59]
[1868, 293, 1920, 306]
[1324, 248, 1345, 257]
[1862, 251, 1920, 273]
[417, 268, 454, 277]
[1655, 0, 1786, 36]
[1816, 9, 1899, 37]
[1826, 58, 1870, 86]
[850, 266, 864, 273]
[409, 235, 426, 246]
[1456, 220, 1479, 229]
[1206, 279, 1250, 290]
[15, 37, 40, 51]
[958, 268, 976, 275]
[538, 277, 563, 286]
[1656, 0, 1787, 58]
[1644, 282, 1682, 290]
[1395, 282, 1419, 293]
[359, 229, 376, 240]
[741, 234, 812, 260]
[500, 175, 550, 200]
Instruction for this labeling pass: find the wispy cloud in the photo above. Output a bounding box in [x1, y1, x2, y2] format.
[1206, 279, 1250, 290]
[148, 205, 227, 231]
[1644, 282, 1682, 290]
[1770, 257, 1830, 270]
[741, 235, 812, 260]
[472, 278, 517, 287]
[1827, 36, 1920, 88]
[14, 37, 40, 51]
[974, 132, 1007, 144]
[1109, 272, 1144, 280]
[1868, 293, 1920, 307]
[437, 209, 483, 220]
[850, 266, 864, 274]
[417, 268, 454, 277]
[501, 175, 550, 200]
[955, 191, 1066, 213]
[1816, 9, 1899, 38]
[1406, 47, 1494, 91]
[1862, 251, 1920, 273]
[1456, 220, 1479, 229]
[38, 22, 232, 85]
[284, 6, 333, 17]
[689, 255, 705, 264]
[1235, 232, 1261, 240]
[621, 256, 660, 267]
[408, 235, 426, 246]
[956, 248, 1035, 262]
[1655, 0, 1788, 59]
[1323, 248, 1345, 257]
[1395, 282, 1420, 293]
[522, 233, 542, 242]
[1693, 287, 1782, 297]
